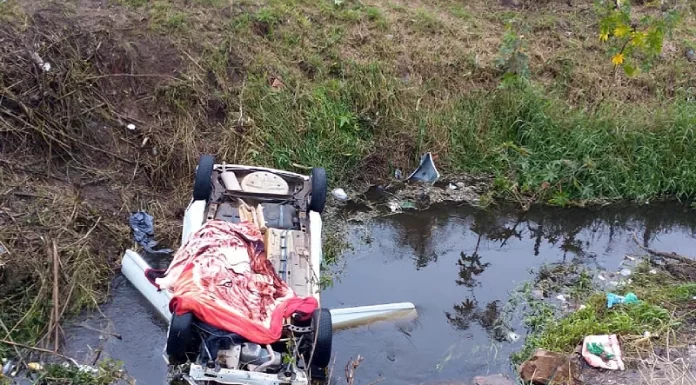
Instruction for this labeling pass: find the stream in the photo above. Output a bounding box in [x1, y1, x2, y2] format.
[62, 203, 696, 385]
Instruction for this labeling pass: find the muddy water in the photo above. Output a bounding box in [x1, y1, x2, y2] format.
[63, 203, 696, 385]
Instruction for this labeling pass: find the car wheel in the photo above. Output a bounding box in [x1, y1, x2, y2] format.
[308, 167, 327, 213]
[308, 308, 332, 368]
[166, 312, 194, 365]
[193, 154, 215, 201]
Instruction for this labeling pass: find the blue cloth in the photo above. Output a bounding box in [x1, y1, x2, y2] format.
[607, 292, 639, 308]
[129, 211, 173, 254]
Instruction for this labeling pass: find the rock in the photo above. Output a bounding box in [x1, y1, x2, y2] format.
[472, 374, 515, 385]
[518, 349, 580, 385]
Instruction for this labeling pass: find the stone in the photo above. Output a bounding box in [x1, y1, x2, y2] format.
[472, 374, 515, 385]
[518, 349, 580, 385]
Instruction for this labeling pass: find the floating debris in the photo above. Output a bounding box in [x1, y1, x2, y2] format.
[556, 294, 567, 302]
[507, 332, 520, 342]
[619, 268, 631, 276]
[27, 362, 43, 371]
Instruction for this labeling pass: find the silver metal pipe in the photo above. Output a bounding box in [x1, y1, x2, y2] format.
[253, 344, 276, 372]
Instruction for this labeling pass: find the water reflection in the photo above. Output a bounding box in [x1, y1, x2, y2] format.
[387, 202, 696, 342]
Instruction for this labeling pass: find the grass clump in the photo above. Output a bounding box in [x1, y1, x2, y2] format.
[513, 261, 695, 363]
[35, 359, 124, 385]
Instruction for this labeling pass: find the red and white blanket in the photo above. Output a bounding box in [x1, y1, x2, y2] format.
[146, 220, 318, 344]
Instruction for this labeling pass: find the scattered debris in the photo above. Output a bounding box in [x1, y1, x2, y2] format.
[578, 304, 587, 310]
[2, 359, 13, 376]
[332, 188, 349, 201]
[27, 362, 43, 371]
[649, 269, 657, 274]
[531, 289, 544, 299]
[472, 374, 515, 385]
[406, 152, 440, 184]
[581, 334, 625, 370]
[394, 169, 403, 179]
[686, 48, 696, 62]
[447, 183, 457, 190]
[270, 77, 285, 90]
[127, 123, 136, 131]
[598, 273, 606, 281]
[507, 332, 520, 342]
[128, 211, 173, 254]
[556, 294, 567, 302]
[518, 349, 579, 385]
[606, 292, 638, 308]
[619, 268, 631, 276]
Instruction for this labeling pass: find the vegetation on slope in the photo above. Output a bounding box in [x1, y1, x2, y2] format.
[0, 0, 695, 367]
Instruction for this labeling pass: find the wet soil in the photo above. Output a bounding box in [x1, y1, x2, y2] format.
[61, 202, 696, 385]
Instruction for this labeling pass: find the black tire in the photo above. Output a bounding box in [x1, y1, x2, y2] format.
[308, 167, 327, 213]
[308, 308, 332, 369]
[166, 312, 194, 365]
[193, 154, 215, 201]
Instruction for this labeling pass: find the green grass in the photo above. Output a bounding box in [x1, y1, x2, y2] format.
[513, 262, 694, 363]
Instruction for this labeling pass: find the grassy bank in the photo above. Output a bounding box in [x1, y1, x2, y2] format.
[512, 260, 696, 375]
[0, 0, 695, 372]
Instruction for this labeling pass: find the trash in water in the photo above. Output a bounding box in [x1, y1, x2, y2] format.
[598, 274, 606, 281]
[556, 294, 567, 302]
[606, 292, 638, 308]
[581, 334, 625, 370]
[406, 152, 440, 184]
[619, 268, 631, 276]
[507, 332, 520, 342]
[27, 362, 43, 371]
[400, 200, 417, 210]
[129, 211, 173, 255]
[331, 188, 348, 201]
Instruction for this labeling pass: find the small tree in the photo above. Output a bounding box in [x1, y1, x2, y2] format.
[595, 0, 681, 76]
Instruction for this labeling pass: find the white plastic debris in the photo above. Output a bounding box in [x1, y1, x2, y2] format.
[619, 269, 631, 277]
[41, 62, 51, 72]
[507, 332, 520, 342]
[598, 274, 606, 281]
[447, 183, 457, 190]
[643, 331, 651, 338]
[127, 123, 136, 131]
[649, 269, 657, 275]
[331, 188, 348, 201]
[27, 362, 43, 371]
[624, 255, 635, 261]
[388, 201, 400, 213]
[556, 294, 567, 302]
[579, 304, 587, 310]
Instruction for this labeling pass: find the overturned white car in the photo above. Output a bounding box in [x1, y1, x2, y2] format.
[120, 155, 417, 385]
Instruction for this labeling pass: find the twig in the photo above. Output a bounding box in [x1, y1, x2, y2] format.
[52, 240, 61, 353]
[631, 233, 695, 264]
[0, 339, 77, 363]
[344, 355, 363, 385]
[76, 323, 122, 340]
